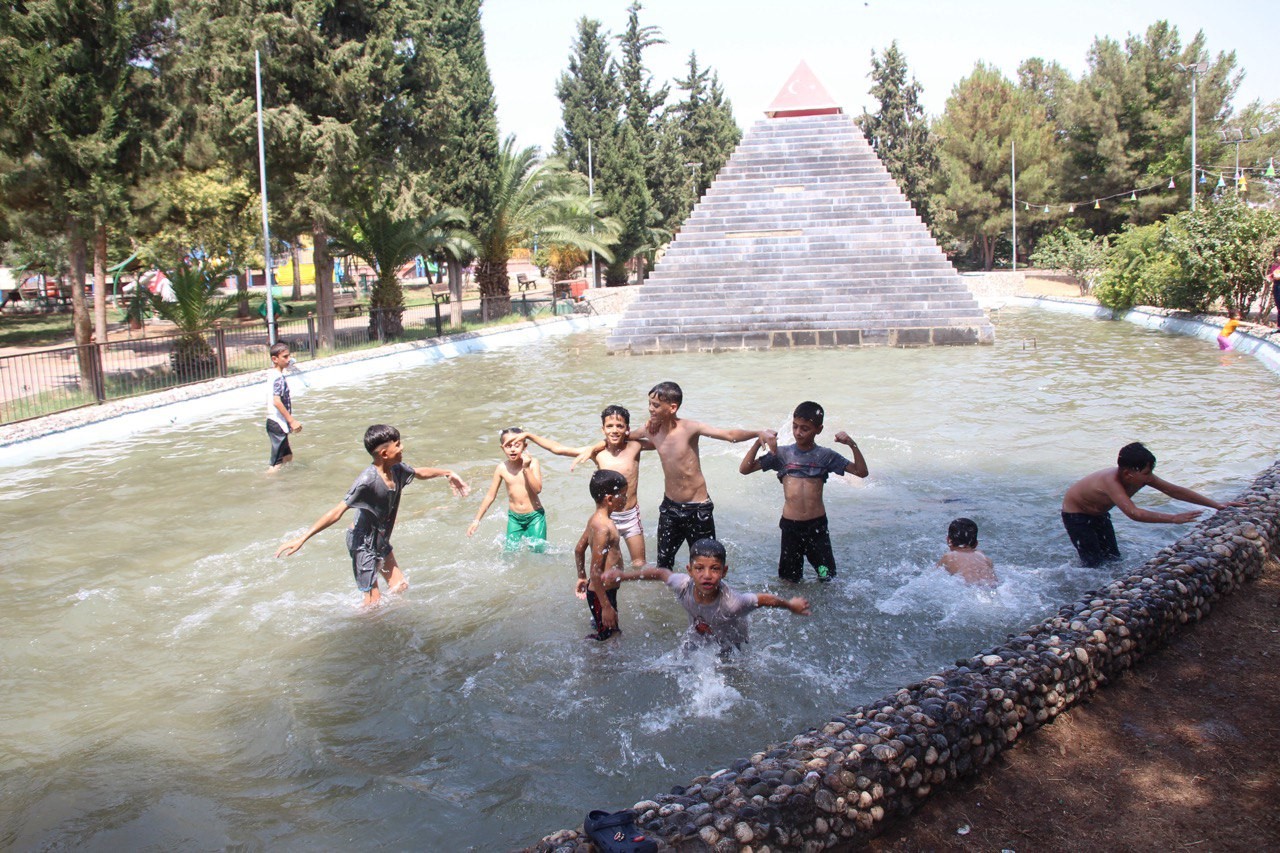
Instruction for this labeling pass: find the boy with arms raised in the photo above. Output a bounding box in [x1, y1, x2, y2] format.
[468, 428, 547, 551]
[523, 404, 651, 566]
[621, 381, 764, 570]
[740, 401, 868, 582]
[604, 537, 809, 652]
[573, 470, 629, 640]
[275, 424, 469, 607]
[1061, 441, 1244, 567]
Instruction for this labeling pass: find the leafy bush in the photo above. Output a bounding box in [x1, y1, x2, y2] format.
[1162, 194, 1280, 316]
[1094, 223, 1178, 312]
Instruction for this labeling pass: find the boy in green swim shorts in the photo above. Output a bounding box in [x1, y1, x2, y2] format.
[468, 427, 547, 551]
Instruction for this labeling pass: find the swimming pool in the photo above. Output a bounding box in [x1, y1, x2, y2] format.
[2, 307, 1275, 849]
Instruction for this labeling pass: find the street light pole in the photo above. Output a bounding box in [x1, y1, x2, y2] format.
[1176, 61, 1209, 211]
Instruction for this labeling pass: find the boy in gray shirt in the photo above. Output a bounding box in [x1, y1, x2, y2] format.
[605, 538, 809, 652]
[276, 424, 469, 607]
[740, 401, 868, 582]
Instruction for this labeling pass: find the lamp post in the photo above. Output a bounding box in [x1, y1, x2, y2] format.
[1175, 61, 1209, 211]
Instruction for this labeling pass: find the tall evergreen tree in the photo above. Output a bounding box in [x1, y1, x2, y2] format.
[857, 41, 941, 229]
[933, 63, 1060, 270]
[424, 0, 500, 325]
[0, 0, 170, 361]
[554, 17, 622, 178]
[663, 52, 740, 226]
[1063, 21, 1239, 231]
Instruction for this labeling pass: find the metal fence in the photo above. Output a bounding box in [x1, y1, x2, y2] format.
[0, 292, 579, 425]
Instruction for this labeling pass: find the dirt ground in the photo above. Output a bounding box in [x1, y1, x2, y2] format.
[868, 558, 1280, 853]
[1020, 273, 1086, 299]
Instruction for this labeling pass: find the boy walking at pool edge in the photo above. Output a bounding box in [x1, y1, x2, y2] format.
[275, 424, 469, 607]
[620, 381, 764, 570]
[740, 400, 868, 582]
[574, 469, 630, 640]
[468, 428, 548, 551]
[266, 342, 301, 471]
[523, 404, 652, 566]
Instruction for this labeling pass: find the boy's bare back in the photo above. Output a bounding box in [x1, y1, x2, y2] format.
[938, 549, 997, 586]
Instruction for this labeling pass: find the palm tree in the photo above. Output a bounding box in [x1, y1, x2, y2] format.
[474, 136, 618, 317]
[148, 261, 238, 380]
[332, 206, 474, 340]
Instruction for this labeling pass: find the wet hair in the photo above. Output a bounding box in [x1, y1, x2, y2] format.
[948, 517, 979, 549]
[689, 537, 727, 564]
[588, 469, 627, 503]
[499, 426, 524, 443]
[269, 341, 290, 358]
[648, 381, 683, 405]
[363, 424, 400, 456]
[793, 400, 825, 426]
[1117, 442, 1156, 472]
[601, 404, 631, 426]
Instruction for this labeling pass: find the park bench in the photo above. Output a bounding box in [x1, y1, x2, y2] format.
[333, 293, 364, 316]
[430, 281, 451, 304]
[516, 273, 537, 292]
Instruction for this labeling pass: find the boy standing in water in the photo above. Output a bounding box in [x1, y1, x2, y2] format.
[604, 538, 809, 652]
[1061, 441, 1243, 567]
[937, 517, 997, 586]
[266, 342, 301, 471]
[468, 428, 547, 551]
[739, 401, 868, 582]
[573, 469, 629, 640]
[623, 382, 763, 570]
[275, 424, 469, 607]
[523, 404, 652, 566]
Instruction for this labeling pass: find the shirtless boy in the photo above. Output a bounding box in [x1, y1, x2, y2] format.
[740, 400, 868, 581]
[573, 469, 629, 640]
[625, 382, 763, 569]
[468, 427, 547, 551]
[937, 517, 996, 586]
[522, 404, 651, 566]
[1061, 441, 1243, 567]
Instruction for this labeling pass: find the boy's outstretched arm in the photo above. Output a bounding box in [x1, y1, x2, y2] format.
[833, 431, 869, 478]
[276, 501, 349, 557]
[739, 429, 778, 474]
[1146, 474, 1246, 511]
[696, 422, 763, 444]
[467, 467, 503, 535]
[412, 466, 470, 497]
[571, 440, 606, 471]
[602, 565, 672, 585]
[524, 432, 588, 459]
[756, 593, 811, 615]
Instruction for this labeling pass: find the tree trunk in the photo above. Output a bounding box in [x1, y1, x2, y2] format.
[93, 224, 108, 343]
[447, 257, 464, 327]
[290, 242, 302, 300]
[67, 220, 95, 383]
[981, 235, 995, 271]
[236, 272, 250, 319]
[474, 257, 510, 318]
[368, 271, 405, 340]
[312, 219, 335, 348]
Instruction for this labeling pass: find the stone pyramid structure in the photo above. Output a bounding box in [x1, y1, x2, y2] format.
[606, 65, 993, 355]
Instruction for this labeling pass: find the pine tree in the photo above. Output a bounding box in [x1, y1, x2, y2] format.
[857, 42, 941, 229]
[664, 53, 741, 227]
[554, 17, 622, 179]
[933, 63, 1060, 270]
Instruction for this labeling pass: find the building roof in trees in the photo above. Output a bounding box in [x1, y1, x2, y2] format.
[765, 61, 842, 118]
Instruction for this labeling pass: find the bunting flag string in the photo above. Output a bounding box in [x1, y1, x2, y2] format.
[1015, 160, 1277, 213]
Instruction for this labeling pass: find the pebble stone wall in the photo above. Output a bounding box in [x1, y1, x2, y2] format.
[531, 462, 1280, 852]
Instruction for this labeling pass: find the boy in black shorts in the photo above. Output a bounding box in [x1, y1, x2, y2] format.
[573, 469, 629, 640]
[276, 424, 469, 607]
[740, 401, 868, 581]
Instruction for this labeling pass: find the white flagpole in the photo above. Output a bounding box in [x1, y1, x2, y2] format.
[255, 50, 276, 342]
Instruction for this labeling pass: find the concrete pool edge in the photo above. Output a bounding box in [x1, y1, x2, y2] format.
[531, 467, 1279, 851]
[0, 313, 612, 464]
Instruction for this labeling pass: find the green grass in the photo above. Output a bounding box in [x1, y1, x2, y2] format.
[0, 311, 77, 348]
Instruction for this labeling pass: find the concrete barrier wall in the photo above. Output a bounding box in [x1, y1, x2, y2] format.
[533, 465, 1280, 852]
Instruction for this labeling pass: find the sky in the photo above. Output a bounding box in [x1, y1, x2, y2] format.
[481, 0, 1277, 152]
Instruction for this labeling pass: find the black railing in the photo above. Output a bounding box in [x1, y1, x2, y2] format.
[0, 294, 581, 425]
